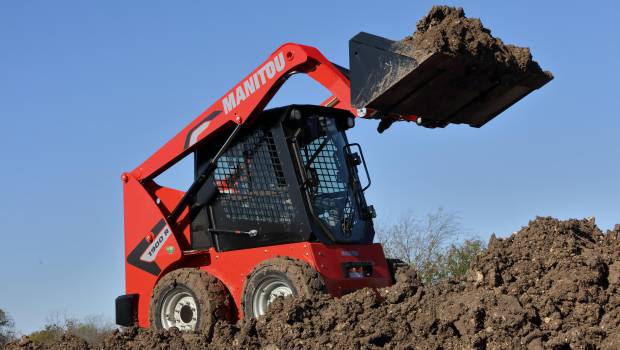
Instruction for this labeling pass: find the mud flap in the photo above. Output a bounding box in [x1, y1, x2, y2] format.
[349, 32, 553, 128]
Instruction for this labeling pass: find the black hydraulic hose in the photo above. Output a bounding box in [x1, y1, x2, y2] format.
[167, 123, 243, 224]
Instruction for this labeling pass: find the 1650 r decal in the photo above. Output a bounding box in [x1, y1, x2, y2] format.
[127, 219, 171, 276]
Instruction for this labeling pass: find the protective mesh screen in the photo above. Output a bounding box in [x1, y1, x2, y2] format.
[213, 128, 294, 224]
[299, 117, 358, 237]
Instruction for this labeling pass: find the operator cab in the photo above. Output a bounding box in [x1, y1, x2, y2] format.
[190, 105, 375, 252]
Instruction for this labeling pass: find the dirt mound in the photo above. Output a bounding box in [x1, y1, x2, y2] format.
[238, 217, 620, 349]
[8, 334, 89, 350]
[6, 217, 620, 349]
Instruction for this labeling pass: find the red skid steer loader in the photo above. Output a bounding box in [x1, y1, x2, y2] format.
[115, 32, 551, 332]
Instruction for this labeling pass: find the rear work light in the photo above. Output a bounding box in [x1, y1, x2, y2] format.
[342, 262, 373, 279]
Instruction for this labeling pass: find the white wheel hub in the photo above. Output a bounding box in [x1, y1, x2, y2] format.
[160, 289, 198, 331]
[253, 278, 293, 317]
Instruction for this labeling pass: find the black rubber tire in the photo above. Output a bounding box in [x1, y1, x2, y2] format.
[150, 268, 231, 334]
[242, 257, 326, 319]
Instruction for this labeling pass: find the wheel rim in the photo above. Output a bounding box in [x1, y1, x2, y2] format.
[160, 288, 198, 331]
[252, 278, 293, 317]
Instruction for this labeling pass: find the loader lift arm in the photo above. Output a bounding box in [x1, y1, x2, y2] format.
[130, 43, 360, 185]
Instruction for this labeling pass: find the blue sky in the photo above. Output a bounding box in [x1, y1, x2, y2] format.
[1, 0, 618, 333]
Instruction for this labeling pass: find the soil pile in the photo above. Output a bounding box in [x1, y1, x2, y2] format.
[229, 217, 620, 349]
[6, 217, 620, 349]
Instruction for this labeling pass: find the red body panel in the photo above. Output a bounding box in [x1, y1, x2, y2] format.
[123, 176, 183, 326]
[201, 242, 390, 317]
[131, 242, 391, 327]
[122, 42, 393, 327]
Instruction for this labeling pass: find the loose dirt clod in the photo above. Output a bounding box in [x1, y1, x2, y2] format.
[7, 217, 620, 349]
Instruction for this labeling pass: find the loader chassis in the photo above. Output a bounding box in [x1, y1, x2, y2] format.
[117, 40, 393, 326]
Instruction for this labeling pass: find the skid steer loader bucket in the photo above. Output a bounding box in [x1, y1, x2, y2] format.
[349, 32, 553, 128]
